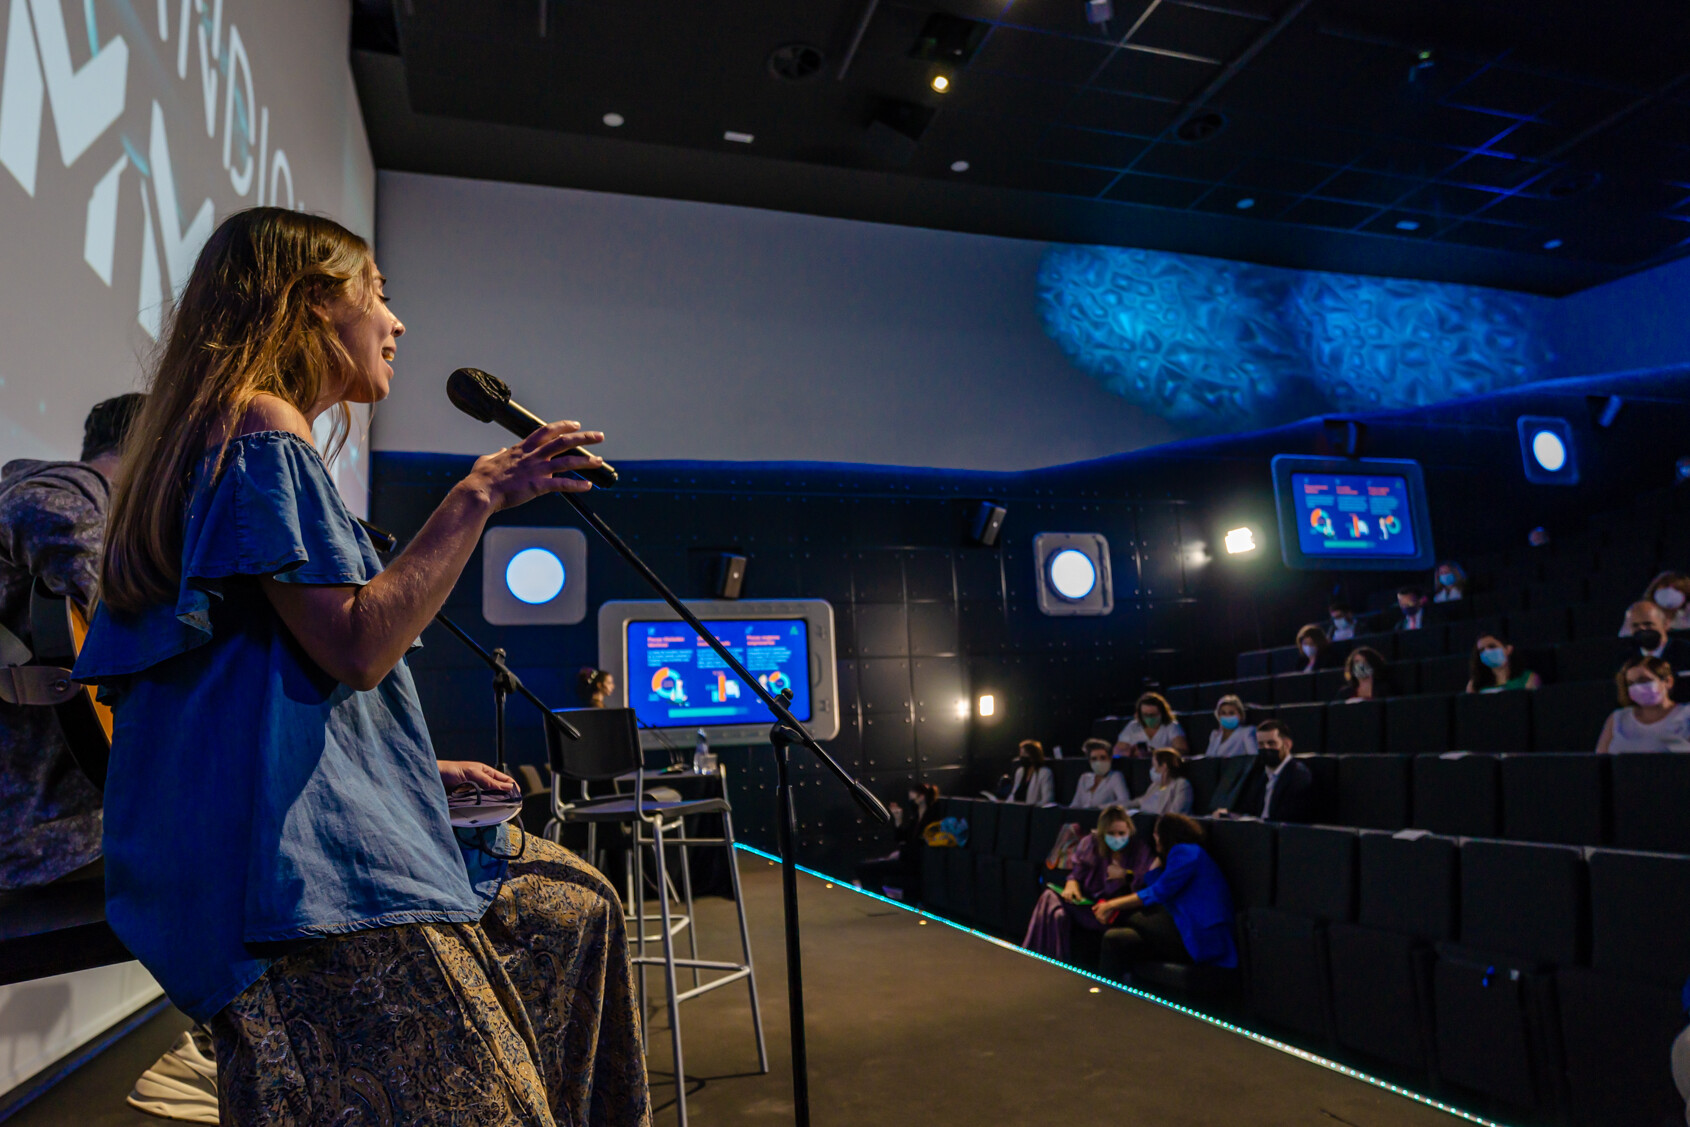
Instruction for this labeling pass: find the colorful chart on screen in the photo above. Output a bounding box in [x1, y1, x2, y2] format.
[1291, 473, 1419, 558]
[627, 618, 812, 728]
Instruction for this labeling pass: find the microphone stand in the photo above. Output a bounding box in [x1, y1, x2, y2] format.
[553, 489, 888, 1127]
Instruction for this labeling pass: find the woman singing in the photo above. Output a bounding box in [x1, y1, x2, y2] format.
[74, 208, 650, 1125]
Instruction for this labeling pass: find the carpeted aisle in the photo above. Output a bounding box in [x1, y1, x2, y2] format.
[9, 852, 1469, 1127]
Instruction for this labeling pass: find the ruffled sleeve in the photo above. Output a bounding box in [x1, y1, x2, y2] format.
[74, 432, 381, 680]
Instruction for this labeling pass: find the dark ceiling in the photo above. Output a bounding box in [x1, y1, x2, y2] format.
[352, 1, 1690, 295]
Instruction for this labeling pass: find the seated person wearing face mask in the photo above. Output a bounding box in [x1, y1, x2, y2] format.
[1433, 561, 1467, 603]
[1393, 586, 1431, 631]
[1213, 720, 1313, 822]
[1643, 571, 1690, 633]
[1618, 601, 1690, 701]
[1325, 602, 1359, 642]
[1022, 805, 1152, 961]
[1112, 692, 1188, 758]
[1597, 657, 1690, 753]
[997, 739, 1055, 804]
[1466, 633, 1541, 694]
[1129, 749, 1193, 816]
[1204, 695, 1257, 758]
[1295, 624, 1340, 672]
[1071, 738, 1131, 808]
[1334, 646, 1392, 703]
[1096, 813, 1238, 981]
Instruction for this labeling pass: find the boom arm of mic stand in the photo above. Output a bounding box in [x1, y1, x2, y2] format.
[556, 491, 891, 826]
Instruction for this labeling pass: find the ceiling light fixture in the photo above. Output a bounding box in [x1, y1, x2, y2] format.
[931, 74, 951, 93]
[1543, 238, 1563, 249]
[1395, 219, 1420, 231]
[602, 113, 625, 127]
[950, 159, 970, 172]
[1236, 197, 1255, 210]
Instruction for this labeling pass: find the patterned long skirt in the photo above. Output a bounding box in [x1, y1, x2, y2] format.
[208, 836, 651, 1127]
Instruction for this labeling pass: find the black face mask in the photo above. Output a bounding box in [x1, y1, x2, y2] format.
[1257, 746, 1282, 770]
[1634, 628, 1665, 652]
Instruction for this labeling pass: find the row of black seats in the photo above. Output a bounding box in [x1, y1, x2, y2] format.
[1048, 748, 1688, 854]
[920, 805, 1689, 1125]
[1219, 821, 1688, 1126]
[1104, 681, 1615, 758]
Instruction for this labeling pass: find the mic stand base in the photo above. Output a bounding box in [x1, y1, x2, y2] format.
[769, 724, 811, 1127]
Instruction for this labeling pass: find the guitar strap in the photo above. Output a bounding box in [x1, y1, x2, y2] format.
[0, 663, 80, 706]
[0, 618, 29, 666]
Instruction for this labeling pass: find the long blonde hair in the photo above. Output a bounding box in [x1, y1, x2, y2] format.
[101, 208, 373, 611]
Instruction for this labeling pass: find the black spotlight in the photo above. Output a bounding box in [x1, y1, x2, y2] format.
[909, 13, 987, 64]
[1320, 417, 1367, 458]
[970, 502, 1007, 547]
[1175, 111, 1227, 143]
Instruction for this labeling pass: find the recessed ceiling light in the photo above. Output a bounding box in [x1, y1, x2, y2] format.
[1395, 219, 1421, 231]
[724, 131, 754, 144]
[1543, 237, 1564, 249]
[950, 159, 970, 172]
[602, 113, 625, 127]
[1235, 197, 1255, 210]
[931, 75, 951, 93]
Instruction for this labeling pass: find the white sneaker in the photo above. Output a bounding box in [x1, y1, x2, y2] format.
[127, 1028, 220, 1123]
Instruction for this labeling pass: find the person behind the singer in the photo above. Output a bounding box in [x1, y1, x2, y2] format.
[73, 208, 650, 1126]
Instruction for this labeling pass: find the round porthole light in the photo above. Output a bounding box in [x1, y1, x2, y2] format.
[1531, 429, 1567, 473]
[506, 547, 566, 605]
[1048, 548, 1098, 600]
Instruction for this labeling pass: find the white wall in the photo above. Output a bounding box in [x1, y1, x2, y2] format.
[370, 172, 1179, 468]
[0, 0, 375, 508]
[1545, 254, 1690, 379]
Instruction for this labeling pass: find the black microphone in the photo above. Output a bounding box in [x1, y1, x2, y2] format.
[447, 367, 618, 488]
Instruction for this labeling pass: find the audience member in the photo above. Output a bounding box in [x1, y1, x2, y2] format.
[1465, 633, 1541, 693]
[1130, 749, 1193, 816]
[1597, 657, 1690, 753]
[1096, 813, 1238, 981]
[999, 739, 1055, 804]
[1644, 570, 1690, 632]
[575, 667, 615, 707]
[1334, 646, 1392, 702]
[1204, 695, 1257, 758]
[1325, 602, 1358, 642]
[1618, 600, 1690, 696]
[856, 783, 940, 900]
[1112, 692, 1188, 758]
[1295, 624, 1339, 672]
[1070, 738, 1130, 808]
[1214, 720, 1313, 822]
[1022, 805, 1152, 961]
[1432, 561, 1467, 603]
[1528, 526, 1551, 548]
[1392, 586, 1430, 631]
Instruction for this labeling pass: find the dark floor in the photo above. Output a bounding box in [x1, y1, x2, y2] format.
[10, 856, 1466, 1127]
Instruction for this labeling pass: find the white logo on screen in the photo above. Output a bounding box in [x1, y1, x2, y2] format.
[0, 0, 302, 338]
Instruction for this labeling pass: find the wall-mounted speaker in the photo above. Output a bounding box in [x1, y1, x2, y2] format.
[716, 553, 747, 599]
[1320, 417, 1367, 458]
[970, 502, 1007, 547]
[481, 526, 588, 625]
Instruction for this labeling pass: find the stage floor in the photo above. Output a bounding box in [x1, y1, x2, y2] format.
[11, 853, 1469, 1127]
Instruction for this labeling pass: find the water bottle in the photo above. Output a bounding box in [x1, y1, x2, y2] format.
[693, 729, 711, 775]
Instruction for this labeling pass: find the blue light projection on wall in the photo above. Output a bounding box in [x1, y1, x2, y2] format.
[1038, 246, 1551, 428]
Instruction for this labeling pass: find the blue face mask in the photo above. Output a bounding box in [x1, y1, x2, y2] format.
[1479, 646, 1507, 669]
[1104, 834, 1131, 853]
[1219, 715, 1240, 731]
[1438, 572, 1456, 586]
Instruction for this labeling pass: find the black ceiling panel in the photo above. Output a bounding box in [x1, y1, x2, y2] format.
[358, 0, 1690, 294]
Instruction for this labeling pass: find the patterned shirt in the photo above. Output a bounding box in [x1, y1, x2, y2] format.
[0, 459, 107, 888]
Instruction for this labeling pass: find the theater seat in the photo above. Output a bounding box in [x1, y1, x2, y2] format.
[1412, 753, 1500, 838]
[1183, 711, 1219, 757]
[1337, 754, 1411, 831]
[1327, 830, 1457, 1075]
[994, 803, 1030, 859]
[1232, 675, 1274, 707]
[1051, 758, 1086, 804]
[969, 799, 999, 856]
[1416, 654, 1472, 694]
[1131, 960, 1240, 998]
[1243, 825, 1357, 1043]
[1272, 671, 1315, 704]
[1271, 702, 1326, 754]
[1325, 699, 1384, 755]
[1433, 839, 1586, 1115]
[1185, 755, 1223, 813]
[1555, 637, 1626, 684]
[1385, 695, 1451, 755]
[1004, 806, 1079, 936]
[1396, 625, 1447, 661]
[1499, 753, 1607, 847]
[1236, 650, 1272, 679]
[1557, 848, 1690, 1127]
[1452, 690, 1532, 752]
[1531, 679, 1616, 751]
[1610, 752, 1690, 854]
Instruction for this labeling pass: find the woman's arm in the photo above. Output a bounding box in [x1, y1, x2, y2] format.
[252, 399, 603, 690]
[1169, 728, 1189, 754]
[1596, 711, 1617, 755]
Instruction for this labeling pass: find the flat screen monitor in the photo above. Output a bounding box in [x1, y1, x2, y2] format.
[597, 599, 840, 746]
[1271, 455, 1435, 571]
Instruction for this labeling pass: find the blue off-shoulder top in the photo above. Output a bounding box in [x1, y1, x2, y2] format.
[74, 432, 503, 1023]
